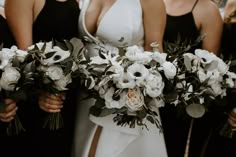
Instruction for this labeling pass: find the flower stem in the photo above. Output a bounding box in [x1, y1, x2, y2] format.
[184, 118, 194, 157]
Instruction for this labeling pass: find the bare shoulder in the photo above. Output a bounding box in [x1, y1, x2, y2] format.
[5, 0, 34, 8]
[195, 0, 220, 17]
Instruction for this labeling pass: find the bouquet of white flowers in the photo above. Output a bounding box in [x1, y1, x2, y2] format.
[0, 44, 34, 136]
[27, 38, 85, 130]
[168, 49, 235, 118]
[79, 43, 178, 129]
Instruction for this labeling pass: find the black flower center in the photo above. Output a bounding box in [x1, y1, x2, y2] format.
[112, 94, 120, 101]
[134, 72, 142, 77]
[53, 55, 61, 61]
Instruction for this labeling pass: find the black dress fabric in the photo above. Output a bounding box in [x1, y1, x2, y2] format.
[163, 0, 201, 53]
[203, 23, 236, 157]
[160, 0, 216, 156]
[0, 15, 16, 48]
[33, 0, 79, 43]
[0, 1, 80, 157]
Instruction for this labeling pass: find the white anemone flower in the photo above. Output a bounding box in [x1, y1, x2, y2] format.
[41, 46, 70, 66]
[127, 63, 149, 86]
[116, 72, 136, 89]
[215, 57, 229, 74]
[194, 49, 220, 71]
[104, 87, 126, 109]
[183, 53, 201, 72]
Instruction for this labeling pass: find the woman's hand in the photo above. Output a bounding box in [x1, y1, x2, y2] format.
[228, 111, 236, 131]
[38, 92, 65, 113]
[0, 99, 17, 122]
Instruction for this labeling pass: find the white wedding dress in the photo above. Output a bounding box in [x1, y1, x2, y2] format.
[72, 0, 168, 157]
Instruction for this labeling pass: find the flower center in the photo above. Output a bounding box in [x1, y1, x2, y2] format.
[134, 72, 142, 77]
[112, 94, 120, 101]
[53, 55, 61, 61]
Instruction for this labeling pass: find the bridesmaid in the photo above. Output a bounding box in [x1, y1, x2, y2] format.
[161, 0, 223, 156]
[0, 0, 80, 157]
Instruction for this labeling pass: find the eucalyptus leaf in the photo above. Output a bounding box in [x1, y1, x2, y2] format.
[98, 49, 106, 59]
[186, 103, 205, 118]
[146, 116, 155, 124]
[99, 108, 116, 117]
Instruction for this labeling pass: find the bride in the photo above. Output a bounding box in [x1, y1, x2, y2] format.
[73, 0, 167, 156]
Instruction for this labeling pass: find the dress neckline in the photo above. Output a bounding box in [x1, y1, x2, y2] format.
[96, 0, 119, 34]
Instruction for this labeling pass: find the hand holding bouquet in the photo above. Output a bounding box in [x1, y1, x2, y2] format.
[27, 38, 84, 130]
[0, 44, 34, 135]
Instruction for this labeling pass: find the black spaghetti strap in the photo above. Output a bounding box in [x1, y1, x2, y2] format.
[191, 0, 199, 11]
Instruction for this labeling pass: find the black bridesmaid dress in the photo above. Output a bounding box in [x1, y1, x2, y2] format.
[0, 1, 80, 157]
[0, 15, 15, 48]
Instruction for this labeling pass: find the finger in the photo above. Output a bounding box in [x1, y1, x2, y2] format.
[4, 98, 16, 105]
[46, 94, 64, 101]
[4, 103, 17, 113]
[0, 117, 14, 123]
[0, 107, 17, 119]
[231, 128, 236, 131]
[39, 98, 63, 109]
[228, 118, 236, 128]
[44, 98, 64, 106]
[228, 114, 236, 123]
[39, 105, 61, 113]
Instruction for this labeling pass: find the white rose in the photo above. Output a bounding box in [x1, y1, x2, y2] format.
[0, 47, 16, 69]
[152, 51, 167, 65]
[145, 72, 164, 97]
[145, 72, 163, 88]
[163, 61, 177, 79]
[126, 88, 144, 111]
[45, 66, 64, 81]
[54, 73, 72, 91]
[145, 83, 165, 98]
[0, 66, 21, 91]
[104, 87, 125, 109]
[125, 46, 152, 63]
